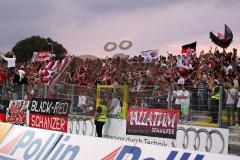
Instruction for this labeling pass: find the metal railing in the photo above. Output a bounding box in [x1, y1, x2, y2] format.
[0, 83, 231, 128]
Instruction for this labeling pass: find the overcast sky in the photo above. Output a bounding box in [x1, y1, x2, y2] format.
[0, 0, 240, 57]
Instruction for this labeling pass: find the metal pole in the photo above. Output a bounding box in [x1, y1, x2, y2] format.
[70, 84, 74, 114]
[1, 84, 5, 100]
[218, 86, 223, 128]
[51, 44, 53, 55]
[21, 84, 25, 100]
[48, 42, 54, 55]
[44, 84, 48, 98]
[168, 84, 173, 110]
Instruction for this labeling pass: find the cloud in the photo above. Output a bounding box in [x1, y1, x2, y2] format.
[0, 0, 240, 57]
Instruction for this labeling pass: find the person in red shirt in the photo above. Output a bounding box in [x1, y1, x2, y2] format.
[0, 68, 6, 85]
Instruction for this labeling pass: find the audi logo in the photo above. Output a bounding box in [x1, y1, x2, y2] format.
[103, 40, 133, 52]
[172, 126, 225, 154]
[68, 115, 94, 136]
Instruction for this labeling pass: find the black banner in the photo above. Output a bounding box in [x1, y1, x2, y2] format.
[127, 108, 180, 139]
[30, 98, 71, 115]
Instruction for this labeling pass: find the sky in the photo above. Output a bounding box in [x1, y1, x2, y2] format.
[0, 0, 240, 58]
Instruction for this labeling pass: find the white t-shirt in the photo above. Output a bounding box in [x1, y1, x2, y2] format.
[226, 88, 237, 105]
[174, 90, 183, 105]
[181, 90, 190, 106]
[233, 79, 239, 89]
[18, 70, 26, 82]
[78, 96, 86, 107]
[237, 92, 240, 108]
[110, 98, 121, 114]
[226, 65, 233, 74]
[2, 55, 16, 68]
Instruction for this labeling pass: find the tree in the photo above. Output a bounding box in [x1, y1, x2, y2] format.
[12, 35, 67, 62]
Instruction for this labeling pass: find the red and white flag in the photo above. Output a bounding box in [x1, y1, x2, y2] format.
[181, 42, 197, 54]
[32, 51, 53, 62]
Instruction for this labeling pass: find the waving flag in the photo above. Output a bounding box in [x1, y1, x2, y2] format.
[32, 51, 53, 62]
[210, 24, 233, 48]
[181, 42, 197, 54]
[141, 49, 159, 63]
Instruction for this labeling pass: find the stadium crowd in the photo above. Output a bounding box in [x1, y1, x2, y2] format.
[0, 47, 240, 125]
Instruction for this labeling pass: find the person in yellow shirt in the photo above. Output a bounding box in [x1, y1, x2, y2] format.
[95, 104, 108, 137]
[210, 80, 220, 123]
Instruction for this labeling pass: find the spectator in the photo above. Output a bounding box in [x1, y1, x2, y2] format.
[2, 53, 16, 77]
[210, 80, 220, 123]
[174, 85, 182, 110]
[225, 82, 238, 126]
[180, 85, 190, 123]
[109, 93, 121, 118]
[0, 68, 6, 85]
[198, 75, 207, 111]
[236, 90, 240, 126]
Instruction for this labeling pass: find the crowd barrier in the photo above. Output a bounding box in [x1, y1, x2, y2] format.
[0, 123, 239, 160]
[0, 84, 237, 155]
[0, 98, 231, 155]
[102, 119, 229, 154]
[0, 84, 229, 127]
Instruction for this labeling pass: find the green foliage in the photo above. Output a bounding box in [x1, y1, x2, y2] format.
[12, 35, 67, 62]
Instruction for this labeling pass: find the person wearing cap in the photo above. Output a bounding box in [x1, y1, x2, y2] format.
[210, 80, 220, 123]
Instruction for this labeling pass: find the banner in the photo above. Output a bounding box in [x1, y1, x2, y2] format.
[6, 100, 29, 126]
[127, 108, 180, 139]
[102, 119, 229, 154]
[29, 98, 70, 115]
[140, 49, 159, 63]
[32, 51, 52, 62]
[0, 124, 238, 160]
[0, 122, 12, 143]
[68, 114, 95, 136]
[29, 113, 68, 132]
[29, 98, 70, 132]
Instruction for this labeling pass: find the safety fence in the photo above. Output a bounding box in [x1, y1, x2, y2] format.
[0, 83, 238, 155]
[0, 99, 231, 154]
[0, 83, 237, 127]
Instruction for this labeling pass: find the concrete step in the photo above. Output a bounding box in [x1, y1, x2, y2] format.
[229, 135, 240, 142]
[229, 141, 240, 147]
[191, 110, 209, 116]
[229, 142, 240, 156]
[229, 126, 240, 134]
[191, 115, 211, 122]
[229, 133, 240, 137]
